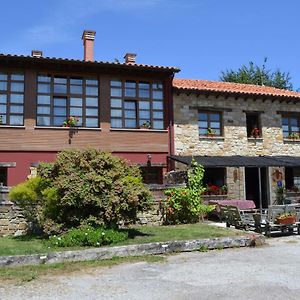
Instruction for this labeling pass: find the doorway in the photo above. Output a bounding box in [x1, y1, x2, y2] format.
[245, 167, 268, 208]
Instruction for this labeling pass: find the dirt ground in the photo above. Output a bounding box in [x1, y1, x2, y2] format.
[1, 235, 300, 300]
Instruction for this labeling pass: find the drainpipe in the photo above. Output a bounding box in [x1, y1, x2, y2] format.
[258, 167, 263, 214]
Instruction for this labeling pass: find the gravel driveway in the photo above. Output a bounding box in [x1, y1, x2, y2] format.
[1, 235, 300, 300]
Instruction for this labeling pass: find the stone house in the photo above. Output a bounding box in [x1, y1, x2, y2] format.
[172, 79, 300, 208]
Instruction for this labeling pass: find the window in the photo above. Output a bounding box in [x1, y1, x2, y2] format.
[246, 113, 261, 138]
[0, 168, 7, 186]
[282, 115, 300, 138]
[36, 75, 99, 127]
[140, 166, 163, 184]
[0, 72, 24, 125]
[203, 168, 226, 195]
[198, 111, 222, 136]
[110, 80, 164, 129]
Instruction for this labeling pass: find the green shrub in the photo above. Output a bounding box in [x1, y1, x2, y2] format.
[163, 160, 215, 224]
[47, 226, 128, 247]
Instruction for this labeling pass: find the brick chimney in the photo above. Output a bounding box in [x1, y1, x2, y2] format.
[31, 50, 43, 58]
[124, 53, 137, 64]
[82, 30, 96, 61]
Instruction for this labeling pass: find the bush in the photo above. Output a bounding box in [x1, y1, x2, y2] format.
[9, 149, 152, 234]
[163, 160, 215, 224]
[47, 225, 128, 247]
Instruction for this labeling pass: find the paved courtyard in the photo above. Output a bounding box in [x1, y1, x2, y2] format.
[1, 235, 300, 300]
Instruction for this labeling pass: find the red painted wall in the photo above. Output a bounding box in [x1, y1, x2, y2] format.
[0, 151, 168, 186]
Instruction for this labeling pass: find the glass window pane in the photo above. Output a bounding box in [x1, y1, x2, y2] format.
[139, 110, 150, 119]
[110, 80, 122, 87]
[125, 81, 136, 88]
[139, 82, 150, 89]
[111, 99, 122, 108]
[139, 119, 150, 126]
[210, 113, 220, 121]
[152, 83, 163, 89]
[86, 97, 98, 107]
[0, 115, 6, 123]
[86, 86, 98, 96]
[0, 82, 7, 91]
[210, 122, 221, 129]
[283, 131, 289, 138]
[86, 108, 98, 116]
[290, 118, 298, 126]
[70, 85, 83, 94]
[282, 125, 289, 131]
[38, 75, 51, 82]
[139, 101, 150, 109]
[214, 129, 221, 135]
[125, 110, 136, 118]
[125, 119, 137, 128]
[54, 77, 67, 84]
[70, 98, 83, 106]
[111, 88, 122, 97]
[70, 107, 83, 116]
[54, 107, 66, 116]
[54, 84, 67, 94]
[70, 78, 82, 85]
[291, 126, 299, 132]
[37, 95, 51, 104]
[0, 105, 7, 114]
[153, 91, 163, 99]
[153, 101, 163, 110]
[199, 128, 207, 135]
[10, 105, 23, 114]
[0, 95, 7, 104]
[37, 106, 50, 115]
[282, 118, 289, 125]
[10, 82, 24, 92]
[53, 117, 66, 126]
[125, 89, 136, 97]
[0, 73, 8, 80]
[111, 109, 122, 117]
[37, 116, 50, 126]
[86, 79, 98, 85]
[10, 115, 23, 125]
[10, 94, 24, 104]
[152, 120, 164, 129]
[124, 101, 136, 109]
[54, 98, 66, 106]
[86, 118, 98, 127]
[199, 121, 208, 128]
[153, 111, 163, 119]
[11, 73, 24, 81]
[111, 118, 122, 128]
[139, 89, 150, 98]
[38, 83, 51, 93]
[199, 113, 208, 121]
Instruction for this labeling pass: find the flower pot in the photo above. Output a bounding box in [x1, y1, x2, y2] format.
[276, 216, 296, 225]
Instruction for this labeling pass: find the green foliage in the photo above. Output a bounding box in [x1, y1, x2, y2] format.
[163, 160, 215, 224]
[9, 149, 152, 235]
[47, 226, 128, 247]
[220, 58, 293, 90]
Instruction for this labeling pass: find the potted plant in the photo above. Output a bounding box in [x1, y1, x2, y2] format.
[275, 212, 296, 225]
[140, 121, 151, 129]
[288, 132, 300, 140]
[251, 127, 260, 138]
[206, 127, 215, 137]
[221, 184, 228, 195]
[0, 115, 3, 125]
[63, 116, 79, 128]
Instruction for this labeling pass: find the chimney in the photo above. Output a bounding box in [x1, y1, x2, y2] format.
[82, 30, 96, 61]
[124, 53, 136, 64]
[31, 50, 43, 58]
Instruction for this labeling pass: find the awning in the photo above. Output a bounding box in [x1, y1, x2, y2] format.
[169, 155, 300, 168]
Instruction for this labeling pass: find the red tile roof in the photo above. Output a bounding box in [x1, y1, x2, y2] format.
[173, 78, 300, 100]
[0, 53, 180, 73]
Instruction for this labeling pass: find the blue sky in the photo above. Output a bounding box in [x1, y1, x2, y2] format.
[2, 0, 300, 89]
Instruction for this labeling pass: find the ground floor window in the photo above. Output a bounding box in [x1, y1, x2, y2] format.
[0, 167, 7, 186]
[203, 168, 226, 195]
[140, 166, 163, 184]
[285, 167, 300, 191]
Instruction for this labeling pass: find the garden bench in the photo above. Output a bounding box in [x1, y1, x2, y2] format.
[253, 204, 300, 236]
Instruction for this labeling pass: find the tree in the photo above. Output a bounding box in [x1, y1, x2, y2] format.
[220, 58, 293, 91]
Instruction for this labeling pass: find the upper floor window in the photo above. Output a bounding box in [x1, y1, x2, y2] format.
[110, 80, 164, 129]
[246, 113, 261, 138]
[0, 72, 24, 126]
[36, 75, 99, 127]
[198, 111, 222, 136]
[282, 115, 300, 139]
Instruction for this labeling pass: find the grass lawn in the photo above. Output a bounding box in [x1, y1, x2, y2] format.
[0, 223, 243, 257]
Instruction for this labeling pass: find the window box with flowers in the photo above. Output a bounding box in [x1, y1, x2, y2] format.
[62, 116, 79, 128]
[275, 212, 296, 225]
[288, 132, 300, 140]
[206, 127, 216, 137]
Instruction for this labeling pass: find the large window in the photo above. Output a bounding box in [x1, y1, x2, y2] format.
[282, 115, 300, 138]
[0, 72, 24, 125]
[37, 75, 99, 127]
[110, 80, 164, 129]
[198, 111, 222, 136]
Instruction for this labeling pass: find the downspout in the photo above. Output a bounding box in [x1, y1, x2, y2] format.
[167, 74, 175, 171]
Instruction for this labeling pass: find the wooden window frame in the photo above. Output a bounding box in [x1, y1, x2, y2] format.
[110, 80, 164, 130]
[198, 110, 223, 137]
[0, 71, 24, 126]
[36, 74, 99, 128]
[282, 114, 300, 139]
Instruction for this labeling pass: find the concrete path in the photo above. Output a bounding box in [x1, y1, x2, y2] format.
[1, 235, 300, 300]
